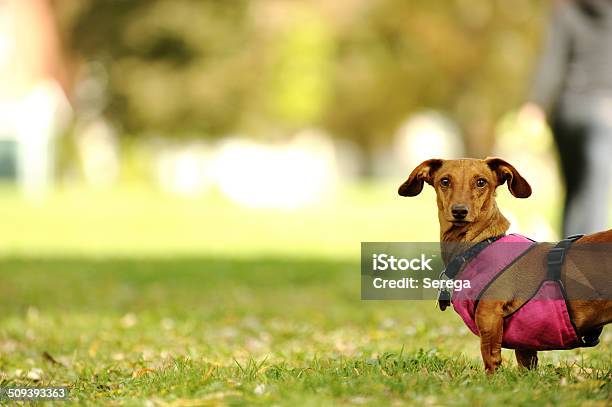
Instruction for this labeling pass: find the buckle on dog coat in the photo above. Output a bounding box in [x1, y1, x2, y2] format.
[437, 235, 504, 311]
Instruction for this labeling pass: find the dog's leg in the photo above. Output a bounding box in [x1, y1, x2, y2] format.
[475, 301, 505, 374]
[515, 349, 538, 369]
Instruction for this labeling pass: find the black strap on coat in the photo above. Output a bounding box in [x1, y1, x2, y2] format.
[437, 235, 505, 311]
[444, 235, 505, 280]
[546, 234, 584, 281]
[546, 234, 602, 348]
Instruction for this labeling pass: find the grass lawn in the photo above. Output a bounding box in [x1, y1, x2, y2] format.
[0, 185, 610, 405]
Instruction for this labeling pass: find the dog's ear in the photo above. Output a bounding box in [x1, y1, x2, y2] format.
[485, 157, 532, 198]
[398, 159, 444, 197]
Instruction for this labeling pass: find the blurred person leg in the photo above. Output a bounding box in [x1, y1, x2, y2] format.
[554, 98, 612, 236]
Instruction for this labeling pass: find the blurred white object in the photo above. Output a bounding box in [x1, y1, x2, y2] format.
[156, 143, 213, 197]
[212, 129, 338, 208]
[0, 80, 71, 199]
[494, 110, 559, 190]
[333, 139, 363, 180]
[75, 118, 120, 188]
[15, 81, 70, 198]
[0, 0, 72, 199]
[517, 102, 547, 132]
[391, 111, 464, 176]
[493, 110, 560, 240]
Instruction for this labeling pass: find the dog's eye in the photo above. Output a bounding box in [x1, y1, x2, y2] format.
[476, 178, 487, 188]
[440, 178, 450, 187]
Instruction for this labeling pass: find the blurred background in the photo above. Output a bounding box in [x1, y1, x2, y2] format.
[0, 0, 605, 259]
[2, 4, 612, 401]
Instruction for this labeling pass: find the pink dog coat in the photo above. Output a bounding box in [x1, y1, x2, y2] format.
[451, 234, 583, 350]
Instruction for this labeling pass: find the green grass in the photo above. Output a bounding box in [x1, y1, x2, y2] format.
[0, 185, 610, 405]
[1, 257, 610, 406]
[0, 181, 565, 258]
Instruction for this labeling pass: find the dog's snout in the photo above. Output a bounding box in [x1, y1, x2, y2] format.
[451, 204, 469, 220]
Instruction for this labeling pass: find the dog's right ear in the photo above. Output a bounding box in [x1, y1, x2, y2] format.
[398, 159, 444, 197]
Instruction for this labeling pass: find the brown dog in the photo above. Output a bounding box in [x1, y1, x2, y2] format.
[398, 157, 612, 374]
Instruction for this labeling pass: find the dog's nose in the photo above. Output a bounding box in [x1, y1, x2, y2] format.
[451, 204, 469, 220]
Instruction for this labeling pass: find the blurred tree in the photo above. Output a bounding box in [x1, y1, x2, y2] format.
[265, 8, 334, 128]
[54, 0, 545, 157]
[326, 0, 543, 158]
[57, 0, 254, 137]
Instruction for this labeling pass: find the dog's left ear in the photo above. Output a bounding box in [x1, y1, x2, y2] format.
[485, 157, 532, 198]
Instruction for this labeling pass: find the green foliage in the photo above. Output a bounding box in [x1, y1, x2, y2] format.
[62, 0, 253, 136]
[266, 8, 334, 128]
[325, 0, 544, 154]
[55, 0, 546, 152]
